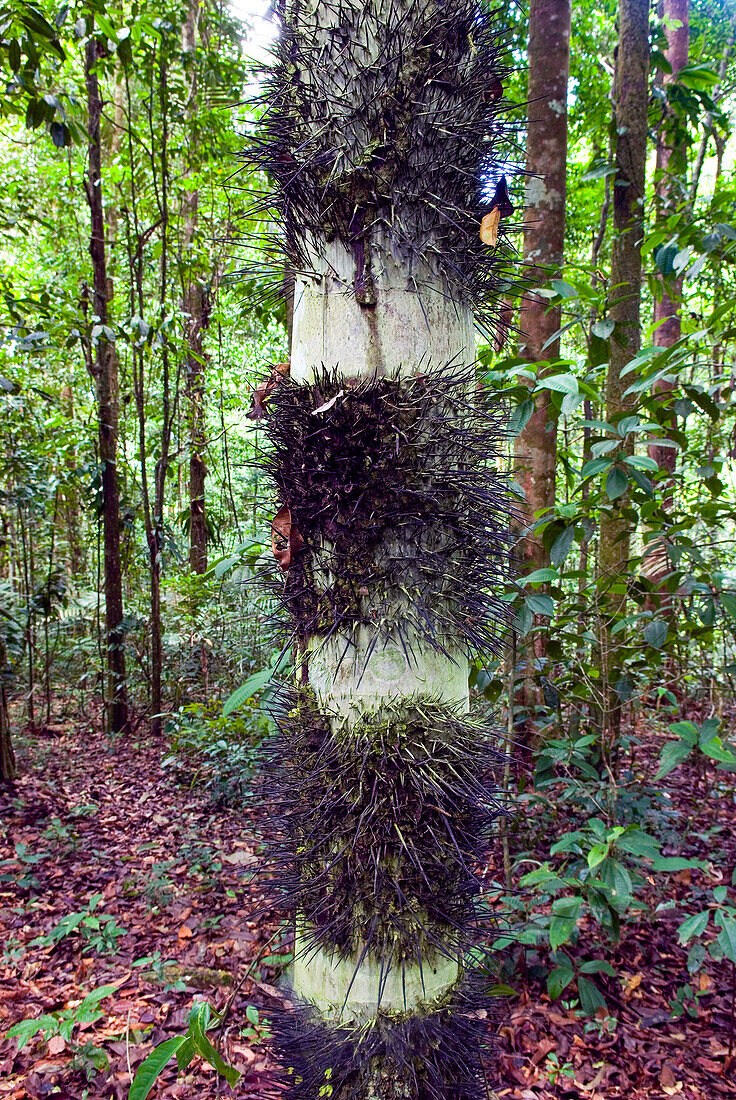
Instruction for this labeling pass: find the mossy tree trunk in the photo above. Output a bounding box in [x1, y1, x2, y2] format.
[248, 0, 515, 1095]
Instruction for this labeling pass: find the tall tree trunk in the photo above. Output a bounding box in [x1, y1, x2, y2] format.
[644, 0, 689, 602]
[60, 385, 84, 579]
[182, 0, 209, 576]
[0, 637, 14, 785]
[598, 0, 649, 754]
[516, 0, 571, 716]
[252, 0, 513, 1094]
[85, 37, 128, 734]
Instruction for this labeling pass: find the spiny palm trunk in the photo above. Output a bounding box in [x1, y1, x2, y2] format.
[248, 1, 515, 1094]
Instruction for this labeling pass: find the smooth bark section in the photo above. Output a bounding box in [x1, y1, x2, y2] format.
[84, 37, 128, 735]
[516, 0, 571, 712]
[291, 927, 459, 1021]
[290, 241, 473, 384]
[598, 0, 649, 747]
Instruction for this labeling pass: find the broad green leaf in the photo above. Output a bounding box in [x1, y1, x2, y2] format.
[7, 1015, 57, 1050]
[525, 567, 557, 584]
[222, 668, 274, 715]
[536, 374, 578, 396]
[669, 721, 698, 744]
[615, 831, 660, 859]
[591, 318, 615, 338]
[643, 619, 668, 649]
[525, 594, 555, 618]
[550, 525, 575, 567]
[581, 457, 613, 477]
[700, 739, 736, 767]
[717, 916, 736, 966]
[129, 1037, 188, 1100]
[655, 740, 693, 780]
[579, 959, 616, 976]
[600, 859, 632, 911]
[587, 843, 608, 869]
[189, 1003, 241, 1086]
[547, 963, 575, 1000]
[577, 976, 608, 1017]
[649, 857, 703, 872]
[175, 1036, 195, 1071]
[605, 467, 628, 500]
[717, 594, 734, 620]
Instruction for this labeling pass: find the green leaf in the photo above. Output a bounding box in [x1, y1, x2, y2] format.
[655, 740, 693, 780]
[577, 976, 608, 1017]
[587, 843, 608, 869]
[549, 280, 578, 299]
[721, 592, 736, 621]
[615, 830, 660, 859]
[600, 859, 632, 911]
[650, 857, 704, 872]
[605, 467, 628, 500]
[549, 896, 582, 950]
[525, 594, 555, 618]
[129, 1037, 189, 1100]
[547, 963, 575, 1000]
[700, 738, 736, 767]
[245, 1004, 259, 1027]
[550, 525, 575, 567]
[536, 373, 578, 396]
[643, 619, 668, 649]
[579, 959, 616, 976]
[525, 567, 557, 584]
[669, 721, 698, 744]
[222, 668, 274, 715]
[175, 1036, 195, 1071]
[7, 1015, 57, 1050]
[581, 162, 616, 182]
[581, 457, 614, 477]
[717, 916, 736, 966]
[591, 318, 615, 339]
[189, 1003, 241, 1086]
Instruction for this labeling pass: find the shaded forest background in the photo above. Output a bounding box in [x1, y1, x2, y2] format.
[1, 0, 736, 1096]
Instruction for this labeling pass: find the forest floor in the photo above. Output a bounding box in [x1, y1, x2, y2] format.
[0, 705, 734, 1100]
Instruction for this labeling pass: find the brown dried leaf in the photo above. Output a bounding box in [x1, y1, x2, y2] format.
[311, 389, 344, 416]
[271, 504, 304, 572]
[480, 206, 501, 246]
[246, 360, 290, 420]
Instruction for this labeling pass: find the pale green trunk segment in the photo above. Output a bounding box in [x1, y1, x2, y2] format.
[291, 241, 474, 384]
[291, 234, 473, 1019]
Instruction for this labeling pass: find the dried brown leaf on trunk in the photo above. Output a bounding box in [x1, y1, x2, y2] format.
[247, 360, 290, 420]
[480, 175, 515, 246]
[271, 504, 304, 571]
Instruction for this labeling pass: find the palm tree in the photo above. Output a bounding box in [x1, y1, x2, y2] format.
[248, 0, 516, 1093]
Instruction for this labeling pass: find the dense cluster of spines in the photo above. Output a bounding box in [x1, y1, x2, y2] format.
[264, 690, 506, 965]
[269, 978, 496, 1100]
[240, 0, 518, 329]
[262, 366, 516, 659]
